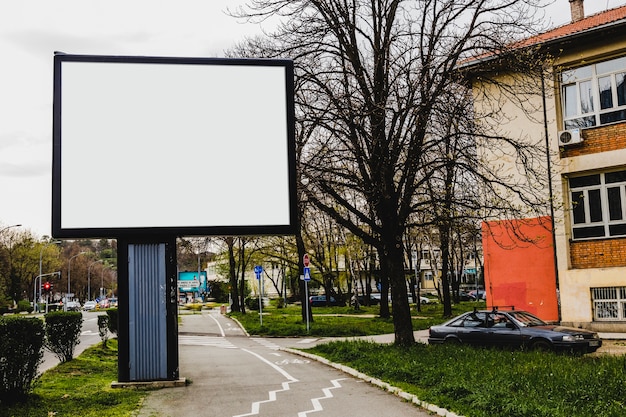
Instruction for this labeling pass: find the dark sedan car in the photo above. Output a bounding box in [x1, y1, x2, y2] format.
[309, 295, 341, 307]
[428, 309, 602, 354]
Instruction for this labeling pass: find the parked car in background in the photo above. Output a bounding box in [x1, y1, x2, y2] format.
[82, 300, 97, 311]
[468, 289, 486, 300]
[109, 297, 118, 307]
[407, 294, 433, 304]
[65, 300, 81, 311]
[309, 295, 340, 307]
[428, 309, 602, 354]
[97, 299, 111, 309]
[353, 294, 380, 306]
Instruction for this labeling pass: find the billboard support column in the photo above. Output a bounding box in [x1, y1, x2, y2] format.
[117, 237, 179, 383]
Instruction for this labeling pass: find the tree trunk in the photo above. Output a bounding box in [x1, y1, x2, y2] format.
[227, 237, 240, 312]
[381, 243, 415, 346]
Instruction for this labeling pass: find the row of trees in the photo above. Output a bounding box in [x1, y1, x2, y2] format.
[0, 228, 117, 311]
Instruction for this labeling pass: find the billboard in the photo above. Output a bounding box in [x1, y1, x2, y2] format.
[52, 53, 297, 238]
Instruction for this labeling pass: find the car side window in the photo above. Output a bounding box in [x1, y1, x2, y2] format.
[462, 312, 486, 327]
[489, 313, 510, 328]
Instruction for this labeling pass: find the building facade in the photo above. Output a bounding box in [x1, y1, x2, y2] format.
[466, 1, 626, 330]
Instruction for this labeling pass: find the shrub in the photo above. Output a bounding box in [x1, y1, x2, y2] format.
[98, 315, 109, 346]
[44, 311, 83, 363]
[105, 308, 118, 336]
[0, 316, 45, 404]
[245, 296, 260, 311]
[16, 300, 33, 314]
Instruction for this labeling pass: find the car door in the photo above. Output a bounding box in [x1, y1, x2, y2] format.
[458, 312, 489, 345]
[486, 312, 522, 348]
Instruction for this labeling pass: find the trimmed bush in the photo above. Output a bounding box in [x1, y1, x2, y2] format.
[16, 300, 33, 314]
[44, 311, 82, 363]
[98, 315, 109, 346]
[245, 296, 260, 311]
[0, 316, 45, 404]
[105, 308, 118, 336]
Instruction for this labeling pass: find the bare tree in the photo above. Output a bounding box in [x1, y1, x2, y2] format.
[232, 0, 550, 345]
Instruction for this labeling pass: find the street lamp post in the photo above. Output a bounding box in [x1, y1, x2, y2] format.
[0, 224, 21, 234]
[66, 252, 86, 311]
[88, 260, 103, 302]
[38, 240, 61, 311]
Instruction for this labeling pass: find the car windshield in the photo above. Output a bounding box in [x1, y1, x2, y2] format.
[508, 311, 547, 327]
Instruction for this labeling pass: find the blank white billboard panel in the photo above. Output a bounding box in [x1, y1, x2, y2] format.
[52, 54, 296, 238]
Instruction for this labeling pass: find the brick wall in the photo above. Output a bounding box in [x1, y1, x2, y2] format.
[561, 122, 626, 157]
[570, 238, 626, 268]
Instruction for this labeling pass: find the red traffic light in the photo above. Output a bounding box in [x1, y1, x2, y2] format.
[43, 282, 51, 292]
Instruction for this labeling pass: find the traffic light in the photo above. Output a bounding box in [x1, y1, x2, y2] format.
[43, 282, 51, 293]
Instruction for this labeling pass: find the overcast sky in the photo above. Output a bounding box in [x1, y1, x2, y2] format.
[0, 0, 624, 238]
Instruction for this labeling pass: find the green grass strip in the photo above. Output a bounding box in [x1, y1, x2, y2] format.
[306, 341, 626, 417]
[0, 340, 151, 417]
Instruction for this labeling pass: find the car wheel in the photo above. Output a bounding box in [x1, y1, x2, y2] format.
[444, 337, 461, 345]
[530, 340, 552, 352]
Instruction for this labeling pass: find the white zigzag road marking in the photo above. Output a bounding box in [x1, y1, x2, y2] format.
[298, 378, 346, 417]
[232, 380, 295, 417]
[232, 349, 299, 417]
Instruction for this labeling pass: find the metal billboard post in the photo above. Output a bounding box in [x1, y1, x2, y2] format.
[255, 266, 263, 326]
[303, 254, 311, 333]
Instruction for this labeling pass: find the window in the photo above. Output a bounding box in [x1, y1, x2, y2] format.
[591, 287, 626, 321]
[569, 170, 626, 239]
[561, 56, 626, 129]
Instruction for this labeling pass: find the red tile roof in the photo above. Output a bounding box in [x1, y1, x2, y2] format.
[461, 4, 626, 67]
[515, 4, 626, 48]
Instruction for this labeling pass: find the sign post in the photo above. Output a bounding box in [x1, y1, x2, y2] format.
[303, 254, 311, 332]
[254, 265, 263, 326]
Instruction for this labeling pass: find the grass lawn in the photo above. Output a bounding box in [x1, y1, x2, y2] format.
[306, 340, 626, 417]
[0, 340, 150, 417]
[229, 301, 478, 337]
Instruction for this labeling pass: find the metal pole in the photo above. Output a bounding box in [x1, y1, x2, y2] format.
[39, 240, 61, 311]
[88, 260, 103, 302]
[305, 280, 310, 333]
[66, 252, 86, 311]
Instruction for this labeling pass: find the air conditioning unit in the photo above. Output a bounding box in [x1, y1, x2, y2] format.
[558, 129, 583, 146]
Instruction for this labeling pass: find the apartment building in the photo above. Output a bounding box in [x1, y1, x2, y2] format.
[464, 0, 626, 331]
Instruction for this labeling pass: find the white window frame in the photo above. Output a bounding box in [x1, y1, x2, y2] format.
[569, 170, 626, 240]
[561, 56, 626, 129]
[592, 287, 626, 321]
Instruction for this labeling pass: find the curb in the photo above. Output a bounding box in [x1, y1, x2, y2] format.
[281, 347, 464, 417]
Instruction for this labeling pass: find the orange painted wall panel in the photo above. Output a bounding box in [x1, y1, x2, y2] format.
[482, 216, 559, 322]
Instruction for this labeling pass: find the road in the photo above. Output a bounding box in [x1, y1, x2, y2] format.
[137, 311, 435, 417]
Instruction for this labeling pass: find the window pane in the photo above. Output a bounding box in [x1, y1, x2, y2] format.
[606, 170, 626, 183]
[563, 84, 578, 117]
[561, 65, 592, 83]
[607, 187, 623, 220]
[569, 174, 601, 188]
[588, 189, 603, 222]
[617, 73, 626, 106]
[573, 226, 605, 239]
[571, 190, 586, 224]
[600, 109, 626, 124]
[609, 223, 626, 236]
[565, 116, 596, 129]
[596, 56, 626, 75]
[580, 80, 594, 113]
[598, 76, 613, 109]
